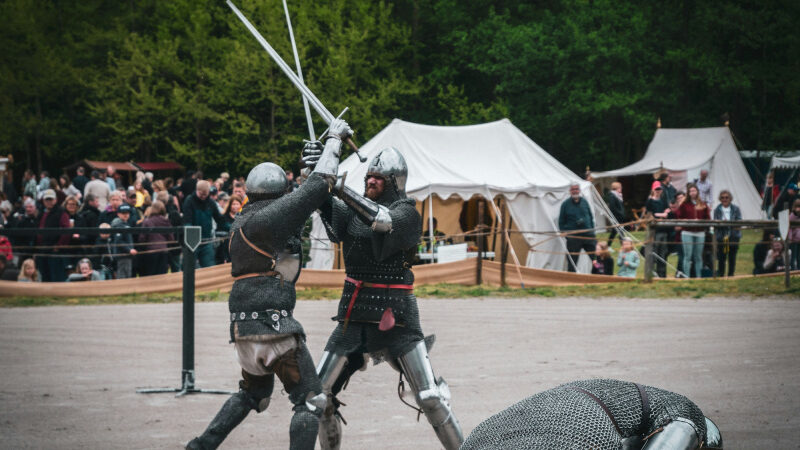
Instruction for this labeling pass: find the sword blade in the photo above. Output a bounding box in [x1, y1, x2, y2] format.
[282, 0, 315, 141]
[226, 0, 334, 124]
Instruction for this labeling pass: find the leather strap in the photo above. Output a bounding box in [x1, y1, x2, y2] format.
[570, 387, 622, 436]
[238, 228, 274, 259]
[342, 276, 413, 332]
[234, 271, 280, 281]
[635, 383, 651, 437]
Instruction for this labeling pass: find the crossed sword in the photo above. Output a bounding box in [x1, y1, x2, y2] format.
[227, 0, 367, 162]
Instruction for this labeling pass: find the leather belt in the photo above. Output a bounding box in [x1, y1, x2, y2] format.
[230, 308, 292, 322]
[342, 276, 413, 332]
[234, 271, 281, 281]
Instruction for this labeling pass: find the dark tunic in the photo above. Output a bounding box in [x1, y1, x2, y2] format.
[320, 190, 424, 359]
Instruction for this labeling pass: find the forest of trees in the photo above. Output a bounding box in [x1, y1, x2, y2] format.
[1, 0, 798, 179]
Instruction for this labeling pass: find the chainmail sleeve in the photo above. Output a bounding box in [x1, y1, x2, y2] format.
[371, 198, 420, 261]
[317, 196, 352, 244]
[242, 173, 330, 250]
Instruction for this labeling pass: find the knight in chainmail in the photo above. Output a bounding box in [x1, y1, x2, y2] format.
[186, 119, 352, 450]
[461, 378, 723, 450]
[302, 146, 463, 450]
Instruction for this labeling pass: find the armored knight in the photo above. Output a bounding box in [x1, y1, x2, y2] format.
[186, 119, 352, 450]
[303, 146, 463, 450]
[461, 378, 723, 450]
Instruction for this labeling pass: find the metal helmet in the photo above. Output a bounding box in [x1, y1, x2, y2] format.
[366, 147, 408, 196]
[246, 162, 288, 198]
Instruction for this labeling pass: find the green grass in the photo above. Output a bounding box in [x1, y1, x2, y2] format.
[1, 275, 796, 307]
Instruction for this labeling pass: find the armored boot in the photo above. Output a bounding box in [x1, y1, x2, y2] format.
[398, 340, 464, 450]
[186, 390, 258, 450]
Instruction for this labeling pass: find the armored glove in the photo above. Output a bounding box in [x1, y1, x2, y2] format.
[302, 140, 324, 170]
[325, 118, 353, 142]
[313, 119, 351, 179]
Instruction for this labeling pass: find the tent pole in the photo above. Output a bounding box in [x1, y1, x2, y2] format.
[486, 190, 525, 288]
[427, 188, 435, 261]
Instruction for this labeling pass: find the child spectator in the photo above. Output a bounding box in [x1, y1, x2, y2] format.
[111, 204, 137, 278]
[67, 258, 103, 281]
[18, 258, 40, 282]
[763, 239, 790, 273]
[616, 238, 640, 278]
[591, 241, 614, 275]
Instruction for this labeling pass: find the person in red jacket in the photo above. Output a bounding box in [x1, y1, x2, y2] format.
[675, 183, 710, 277]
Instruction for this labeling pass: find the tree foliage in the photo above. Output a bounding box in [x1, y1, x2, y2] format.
[2, 0, 798, 178]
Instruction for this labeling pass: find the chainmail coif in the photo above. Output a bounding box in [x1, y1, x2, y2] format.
[460, 379, 707, 450]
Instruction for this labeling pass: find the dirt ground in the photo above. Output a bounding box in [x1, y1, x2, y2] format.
[1, 296, 798, 449]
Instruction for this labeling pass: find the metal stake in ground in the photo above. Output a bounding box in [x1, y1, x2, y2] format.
[136, 226, 233, 397]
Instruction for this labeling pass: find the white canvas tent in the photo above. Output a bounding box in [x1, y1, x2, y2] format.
[593, 127, 763, 219]
[307, 118, 614, 272]
[771, 154, 800, 170]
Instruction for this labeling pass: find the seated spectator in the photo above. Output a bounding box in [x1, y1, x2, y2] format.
[713, 190, 742, 277]
[67, 258, 103, 282]
[111, 205, 137, 278]
[753, 229, 776, 274]
[616, 237, 640, 278]
[18, 258, 40, 282]
[790, 199, 800, 270]
[0, 257, 18, 281]
[763, 239, 790, 273]
[591, 241, 614, 275]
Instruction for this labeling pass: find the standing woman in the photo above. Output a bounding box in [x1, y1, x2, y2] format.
[215, 194, 242, 264]
[713, 190, 742, 276]
[676, 183, 710, 277]
[62, 195, 85, 270]
[138, 201, 173, 275]
[644, 181, 670, 278]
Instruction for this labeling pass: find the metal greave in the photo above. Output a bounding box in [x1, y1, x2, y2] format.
[398, 340, 464, 450]
[316, 351, 347, 450]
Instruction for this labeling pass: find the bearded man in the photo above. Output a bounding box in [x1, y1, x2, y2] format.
[187, 119, 351, 450]
[303, 146, 463, 450]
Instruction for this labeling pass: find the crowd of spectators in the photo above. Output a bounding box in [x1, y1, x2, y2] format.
[0, 165, 302, 283]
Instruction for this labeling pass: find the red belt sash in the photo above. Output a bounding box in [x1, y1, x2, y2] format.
[343, 276, 413, 332]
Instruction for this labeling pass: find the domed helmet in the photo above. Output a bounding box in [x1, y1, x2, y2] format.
[246, 162, 288, 200]
[365, 147, 408, 197]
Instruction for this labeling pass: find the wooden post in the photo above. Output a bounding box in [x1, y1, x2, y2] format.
[500, 201, 508, 287]
[711, 226, 718, 279]
[644, 222, 655, 283]
[786, 238, 792, 289]
[476, 200, 484, 285]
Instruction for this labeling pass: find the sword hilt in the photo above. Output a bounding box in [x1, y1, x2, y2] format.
[346, 138, 367, 162]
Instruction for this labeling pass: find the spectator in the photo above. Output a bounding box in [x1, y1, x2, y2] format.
[84, 170, 111, 210]
[616, 237, 640, 277]
[143, 172, 154, 196]
[286, 170, 299, 192]
[49, 178, 66, 205]
[220, 172, 232, 194]
[99, 191, 123, 224]
[17, 258, 40, 282]
[558, 183, 596, 272]
[713, 190, 742, 277]
[139, 201, 173, 276]
[232, 180, 246, 207]
[668, 191, 686, 277]
[59, 174, 81, 201]
[181, 170, 198, 201]
[133, 179, 151, 210]
[216, 191, 230, 215]
[209, 186, 221, 212]
[604, 182, 625, 245]
[8, 198, 39, 263]
[695, 169, 713, 207]
[156, 191, 183, 272]
[0, 257, 19, 281]
[763, 239, 790, 273]
[215, 194, 241, 264]
[772, 183, 798, 219]
[676, 183, 711, 278]
[0, 234, 12, 264]
[22, 170, 37, 200]
[72, 166, 89, 194]
[124, 187, 143, 225]
[789, 199, 800, 270]
[62, 195, 84, 267]
[0, 200, 13, 227]
[36, 189, 70, 282]
[37, 170, 51, 197]
[761, 171, 781, 217]
[95, 223, 115, 279]
[591, 241, 614, 275]
[105, 166, 117, 191]
[111, 205, 137, 278]
[78, 193, 101, 230]
[66, 258, 102, 282]
[183, 180, 225, 267]
[657, 172, 677, 206]
[645, 181, 670, 277]
[422, 217, 450, 251]
[752, 229, 775, 274]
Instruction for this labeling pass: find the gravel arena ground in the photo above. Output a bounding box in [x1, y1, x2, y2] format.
[1, 296, 799, 449]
